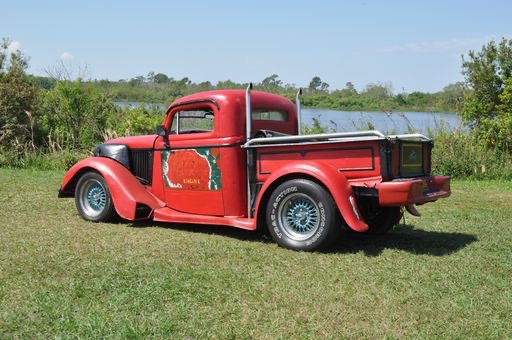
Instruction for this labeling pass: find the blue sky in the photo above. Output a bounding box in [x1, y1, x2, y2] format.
[2, 0, 511, 92]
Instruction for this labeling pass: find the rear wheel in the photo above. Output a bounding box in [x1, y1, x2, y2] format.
[75, 172, 117, 222]
[266, 179, 341, 251]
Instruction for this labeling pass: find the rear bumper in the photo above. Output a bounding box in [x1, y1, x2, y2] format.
[377, 175, 451, 206]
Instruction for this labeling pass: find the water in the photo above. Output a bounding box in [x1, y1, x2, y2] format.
[113, 102, 461, 134]
[302, 108, 461, 134]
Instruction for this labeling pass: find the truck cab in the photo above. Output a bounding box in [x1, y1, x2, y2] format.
[59, 86, 450, 251]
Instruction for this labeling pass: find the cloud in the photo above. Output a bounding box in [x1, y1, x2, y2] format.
[7, 40, 21, 53]
[60, 52, 74, 61]
[377, 35, 510, 54]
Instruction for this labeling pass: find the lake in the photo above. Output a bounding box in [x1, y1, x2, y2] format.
[114, 102, 461, 134]
[302, 108, 461, 134]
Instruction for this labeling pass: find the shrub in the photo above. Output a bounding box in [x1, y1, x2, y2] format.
[432, 129, 512, 179]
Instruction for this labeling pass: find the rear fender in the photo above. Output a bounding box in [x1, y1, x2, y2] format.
[59, 157, 164, 220]
[254, 161, 369, 232]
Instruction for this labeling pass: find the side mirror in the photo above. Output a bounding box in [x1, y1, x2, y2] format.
[156, 125, 170, 148]
[156, 125, 167, 136]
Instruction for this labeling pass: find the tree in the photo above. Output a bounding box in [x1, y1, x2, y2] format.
[147, 72, 155, 83]
[41, 80, 114, 149]
[216, 80, 245, 89]
[461, 38, 512, 152]
[261, 74, 282, 89]
[362, 83, 393, 100]
[0, 38, 38, 150]
[332, 82, 357, 98]
[320, 82, 329, 92]
[434, 82, 465, 112]
[308, 76, 322, 91]
[193, 81, 214, 92]
[153, 73, 169, 84]
[308, 76, 329, 93]
[345, 81, 356, 93]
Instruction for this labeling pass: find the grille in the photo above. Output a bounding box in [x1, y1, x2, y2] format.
[131, 150, 153, 185]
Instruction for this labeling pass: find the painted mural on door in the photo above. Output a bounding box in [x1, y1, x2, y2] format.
[162, 148, 222, 191]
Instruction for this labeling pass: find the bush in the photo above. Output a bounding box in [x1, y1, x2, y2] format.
[108, 105, 163, 136]
[460, 39, 512, 154]
[432, 129, 512, 179]
[0, 40, 39, 152]
[39, 80, 115, 150]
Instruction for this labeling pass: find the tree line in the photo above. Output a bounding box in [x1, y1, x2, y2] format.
[53, 72, 464, 114]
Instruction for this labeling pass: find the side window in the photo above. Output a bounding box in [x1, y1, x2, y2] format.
[170, 108, 214, 135]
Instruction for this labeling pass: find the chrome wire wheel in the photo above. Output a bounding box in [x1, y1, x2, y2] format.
[75, 172, 117, 222]
[267, 179, 340, 251]
[277, 193, 320, 241]
[79, 178, 107, 218]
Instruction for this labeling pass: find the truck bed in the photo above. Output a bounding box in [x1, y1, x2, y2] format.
[244, 130, 432, 184]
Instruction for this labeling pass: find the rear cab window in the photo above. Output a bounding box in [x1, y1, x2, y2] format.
[251, 108, 295, 135]
[252, 109, 288, 121]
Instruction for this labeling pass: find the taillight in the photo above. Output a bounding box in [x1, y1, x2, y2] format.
[400, 143, 424, 177]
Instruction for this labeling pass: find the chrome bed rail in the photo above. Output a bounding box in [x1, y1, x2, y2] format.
[242, 131, 431, 149]
[386, 133, 431, 141]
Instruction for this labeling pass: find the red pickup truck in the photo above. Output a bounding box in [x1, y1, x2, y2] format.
[58, 85, 451, 251]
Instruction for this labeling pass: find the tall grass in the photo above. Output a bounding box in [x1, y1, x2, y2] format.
[1, 120, 511, 180]
[0, 148, 90, 170]
[431, 129, 512, 179]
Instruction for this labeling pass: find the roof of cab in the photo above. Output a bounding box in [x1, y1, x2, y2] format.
[167, 90, 294, 113]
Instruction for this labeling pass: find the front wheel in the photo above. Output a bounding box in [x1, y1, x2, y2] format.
[75, 172, 117, 222]
[266, 179, 340, 251]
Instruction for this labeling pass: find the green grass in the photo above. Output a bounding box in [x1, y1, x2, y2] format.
[1, 169, 511, 338]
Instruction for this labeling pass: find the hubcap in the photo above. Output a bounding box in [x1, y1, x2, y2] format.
[80, 179, 107, 217]
[278, 193, 320, 241]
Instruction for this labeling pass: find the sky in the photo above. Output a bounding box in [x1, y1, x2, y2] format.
[2, 0, 511, 93]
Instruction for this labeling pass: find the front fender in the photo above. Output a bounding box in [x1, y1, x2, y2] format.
[254, 161, 369, 232]
[59, 157, 164, 220]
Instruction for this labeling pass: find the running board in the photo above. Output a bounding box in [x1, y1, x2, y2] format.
[153, 207, 256, 230]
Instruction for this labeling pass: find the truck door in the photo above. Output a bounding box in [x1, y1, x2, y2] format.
[160, 106, 225, 216]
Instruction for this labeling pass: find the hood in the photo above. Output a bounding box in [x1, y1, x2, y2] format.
[105, 135, 158, 149]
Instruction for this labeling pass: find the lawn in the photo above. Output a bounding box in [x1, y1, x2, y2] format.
[0, 169, 511, 338]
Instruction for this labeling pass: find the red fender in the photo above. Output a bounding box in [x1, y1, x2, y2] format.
[59, 157, 165, 220]
[254, 161, 369, 232]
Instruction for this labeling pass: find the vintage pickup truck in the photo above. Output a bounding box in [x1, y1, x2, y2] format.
[58, 85, 451, 251]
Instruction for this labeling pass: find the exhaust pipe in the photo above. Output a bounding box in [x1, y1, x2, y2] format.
[246, 83, 253, 140]
[296, 88, 302, 135]
[245, 83, 253, 217]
